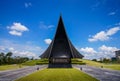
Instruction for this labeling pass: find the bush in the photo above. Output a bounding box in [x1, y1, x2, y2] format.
[72, 62, 86, 65]
[36, 62, 48, 65]
[36, 59, 49, 65]
[71, 59, 86, 65]
[22, 59, 49, 66]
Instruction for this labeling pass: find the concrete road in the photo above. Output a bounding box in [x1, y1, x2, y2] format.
[73, 65, 120, 81]
[0, 65, 47, 81]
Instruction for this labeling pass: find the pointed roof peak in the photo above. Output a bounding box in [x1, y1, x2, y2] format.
[40, 16, 84, 59]
[59, 15, 63, 21]
[60, 13, 62, 16]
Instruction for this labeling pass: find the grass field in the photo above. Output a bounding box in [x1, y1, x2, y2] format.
[103, 64, 120, 70]
[79, 59, 104, 67]
[22, 59, 120, 70]
[22, 60, 39, 66]
[22, 59, 48, 66]
[16, 68, 99, 81]
[0, 64, 25, 71]
[79, 59, 120, 70]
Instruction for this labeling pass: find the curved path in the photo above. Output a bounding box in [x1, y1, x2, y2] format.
[0, 65, 47, 81]
[73, 65, 120, 81]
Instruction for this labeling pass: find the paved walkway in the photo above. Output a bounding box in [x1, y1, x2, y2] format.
[73, 65, 120, 81]
[0, 65, 47, 81]
[1, 65, 120, 81]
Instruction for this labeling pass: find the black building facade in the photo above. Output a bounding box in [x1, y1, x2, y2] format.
[115, 50, 120, 60]
[40, 16, 84, 65]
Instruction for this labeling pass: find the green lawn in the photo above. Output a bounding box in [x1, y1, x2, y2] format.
[0, 64, 25, 71]
[22, 59, 49, 66]
[103, 64, 120, 70]
[22, 60, 38, 66]
[79, 59, 120, 70]
[79, 59, 104, 67]
[23, 59, 120, 70]
[16, 68, 98, 81]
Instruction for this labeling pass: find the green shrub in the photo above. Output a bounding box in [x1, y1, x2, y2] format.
[36, 62, 48, 65]
[22, 59, 49, 66]
[71, 59, 86, 65]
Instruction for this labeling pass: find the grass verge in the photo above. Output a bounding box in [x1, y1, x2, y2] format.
[22, 59, 49, 66]
[79, 59, 120, 70]
[16, 68, 98, 81]
[0, 64, 25, 71]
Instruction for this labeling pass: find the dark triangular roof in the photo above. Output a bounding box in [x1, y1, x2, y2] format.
[40, 16, 84, 58]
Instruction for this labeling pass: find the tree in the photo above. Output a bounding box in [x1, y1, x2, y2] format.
[92, 59, 97, 61]
[0, 52, 5, 65]
[0, 52, 29, 65]
[31, 57, 34, 60]
[6, 52, 13, 64]
[103, 58, 111, 63]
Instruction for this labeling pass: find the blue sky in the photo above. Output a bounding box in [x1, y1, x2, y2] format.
[0, 0, 120, 59]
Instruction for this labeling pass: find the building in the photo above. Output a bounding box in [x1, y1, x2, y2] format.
[40, 16, 84, 67]
[115, 50, 120, 60]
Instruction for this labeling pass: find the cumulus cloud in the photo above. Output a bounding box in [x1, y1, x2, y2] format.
[79, 47, 97, 59]
[88, 27, 120, 42]
[0, 46, 5, 51]
[8, 47, 14, 51]
[9, 30, 22, 36]
[7, 22, 29, 36]
[25, 2, 32, 8]
[79, 45, 119, 59]
[0, 39, 43, 59]
[108, 12, 116, 16]
[98, 45, 119, 58]
[99, 45, 118, 52]
[39, 22, 54, 29]
[80, 47, 97, 54]
[13, 50, 37, 58]
[44, 39, 52, 45]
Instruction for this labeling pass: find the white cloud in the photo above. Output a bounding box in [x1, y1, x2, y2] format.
[13, 50, 37, 58]
[0, 39, 43, 59]
[98, 45, 119, 58]
[78, 45, 119, 59]
[7, 22, 29, 36]
[44, 39, 52, 45]
[88, 27, 120, 42]
[79, 47, 97, 59]
[7, 22, 29, 32]
[108, 12, 116, 16]
[0, 46, 5, 51]
[39, 22, 54, 29]
[8, 47, 14, 51]
[25, 2, 32, 8]
[9, 30, 22, 36]
[99, 45, 118, 52]
[106, 27, 120, 35]
[80, 47, 97, 54]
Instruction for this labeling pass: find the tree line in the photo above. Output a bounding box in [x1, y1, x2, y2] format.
[0, 52, 29, 65]
[92, 57, 120, 63]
